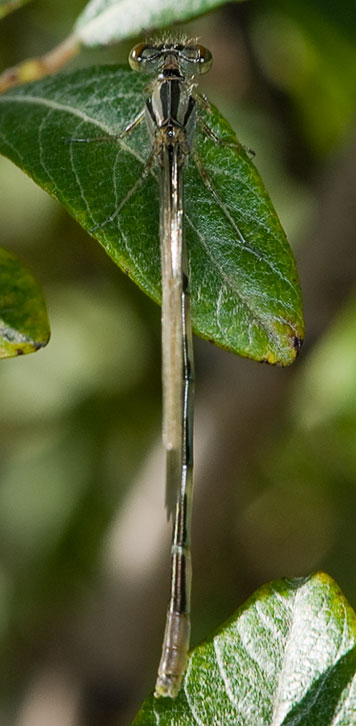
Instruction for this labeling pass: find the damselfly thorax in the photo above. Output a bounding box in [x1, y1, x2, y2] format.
[145, 62, 196, 161]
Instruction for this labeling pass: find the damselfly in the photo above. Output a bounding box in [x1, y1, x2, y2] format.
[129, 37, 213, 699]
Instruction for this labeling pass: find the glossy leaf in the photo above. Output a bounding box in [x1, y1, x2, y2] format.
[0, 66, 304, 364]
[134, 573, 356, 725]
[0, 247, 50, 358]
[74, 0, 245, 48]
[0, 0, 31, 20]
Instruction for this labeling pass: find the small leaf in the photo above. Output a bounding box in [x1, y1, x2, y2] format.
[0, 247, 50, 358]
[0, 0, 31, 20]
[0, 66, 304, 364]
[134, 573, 356, 725]
[74, 0, 246, 48]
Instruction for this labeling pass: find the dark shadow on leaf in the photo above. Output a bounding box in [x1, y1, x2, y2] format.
[281, 645, 356, 726]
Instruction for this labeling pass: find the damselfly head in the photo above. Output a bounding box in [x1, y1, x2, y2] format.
[129, 41, 212, 77]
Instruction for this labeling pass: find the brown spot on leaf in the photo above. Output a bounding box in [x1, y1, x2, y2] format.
[293, 336, 303, 356]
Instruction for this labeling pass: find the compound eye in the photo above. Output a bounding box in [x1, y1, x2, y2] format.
[129, 43, 159, 72]
[180, 44, 213, 74]
[195, 44, 213, 74]
[129, 43, 146, 71]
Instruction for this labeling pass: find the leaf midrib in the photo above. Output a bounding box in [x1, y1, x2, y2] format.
[0, 93, 146, 166]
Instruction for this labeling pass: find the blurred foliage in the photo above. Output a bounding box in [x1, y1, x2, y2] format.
[0, 1, 356, 725]
[74, 0, 241, 48]
[0, 0, 31, 21]
[242, 293, 356, 578]
[251, 0, 356, 153]
[0, 246, 49, 358]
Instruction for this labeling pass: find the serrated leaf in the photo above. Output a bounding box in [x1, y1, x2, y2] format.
[0, 0, 31, 20]
[74, 0, 245, 48]
[134, 573, 356, 725]
[0, 247, 50, 358]
[0, 66, 303, 364]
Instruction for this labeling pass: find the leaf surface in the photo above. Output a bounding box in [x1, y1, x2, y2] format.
[134, 573, 356, 725]
[0, 247, 50, 358]
[74, 0, 245, 48]
[0, 66, 304, 364]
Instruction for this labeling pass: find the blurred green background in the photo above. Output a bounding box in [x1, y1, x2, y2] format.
[1, 0, 356, 724]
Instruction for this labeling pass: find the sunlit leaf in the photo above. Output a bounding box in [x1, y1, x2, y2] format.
[74, 0, 246, 48]
[0, 66, 304, 364]
[0, 247, 50, 358]
[134, 573, 356, 725]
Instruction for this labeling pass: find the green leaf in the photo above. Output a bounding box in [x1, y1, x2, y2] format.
[0, 66, 304, 364]
[0, 0, 31, 20]
[134, 573, 356, 725]
[74, 0, 246, 48]
[0, 247, 50, 358]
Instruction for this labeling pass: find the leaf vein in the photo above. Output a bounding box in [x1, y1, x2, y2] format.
[184, 656, 205, 726]
[69, 119, 95, 224]
[214, 637, 239, 709]
[38, 109, 61, 195]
